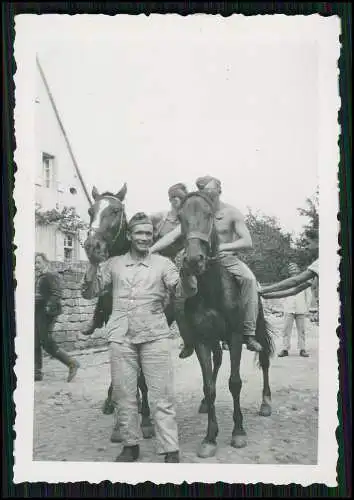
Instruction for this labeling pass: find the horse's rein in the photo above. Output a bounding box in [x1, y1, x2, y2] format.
[109, 211, 125, 249]
[105, 196, 126, 250]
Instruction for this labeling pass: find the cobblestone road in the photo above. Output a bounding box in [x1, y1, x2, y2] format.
[33, 314, 319, 464]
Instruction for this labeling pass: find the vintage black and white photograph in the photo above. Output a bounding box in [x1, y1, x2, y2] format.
[14, 14, 340, 485]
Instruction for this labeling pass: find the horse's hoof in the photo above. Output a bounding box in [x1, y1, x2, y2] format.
[231, 434, 247, 449]
[102, 400, 115, 415]
[141, 425, 155, 439]
[110, 428, 123, 443]
[198, 400, 208, 414]
[197, 440, 217, 458]
[259, 403, 272, 417]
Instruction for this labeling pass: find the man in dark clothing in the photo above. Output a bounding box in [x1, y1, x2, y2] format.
[35, 252, 80, 382]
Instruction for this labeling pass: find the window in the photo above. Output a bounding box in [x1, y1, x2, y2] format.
[42, 153, 55, 188]
[63, 234, 75, 263]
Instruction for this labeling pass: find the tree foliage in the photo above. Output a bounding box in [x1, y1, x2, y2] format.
[239, 209, 295, 283]
[239, 189, 319, 283]
[293, 188, 319, 268]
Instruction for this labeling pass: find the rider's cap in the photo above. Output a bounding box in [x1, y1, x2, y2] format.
[196, 176, 221, 191]
[128, 212, 153, 231]
[168, 183, 188, 200]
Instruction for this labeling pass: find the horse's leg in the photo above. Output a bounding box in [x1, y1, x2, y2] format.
[110, 407, 123, 443]
[136, 386, 142, 414]
[107, 380, 122, 442]
[199, 343, 223, 414]
[174, 298, 195, 359]
[195, 343, 219, 458]
[138, 369, 155, 439]
[229, 334, 247, 448]
[255, 300, 273, 417]
[102, 382, 115, 415]
[100, 292, 115, 415]
[258, 350, 272, 417]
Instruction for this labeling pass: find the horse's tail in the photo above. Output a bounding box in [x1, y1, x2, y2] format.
[255, 297, 276, 369]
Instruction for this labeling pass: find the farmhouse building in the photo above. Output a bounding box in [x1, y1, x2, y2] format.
[35, 57, 91, 263]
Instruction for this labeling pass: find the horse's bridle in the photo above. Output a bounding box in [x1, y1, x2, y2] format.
[89, 195, 126, 251]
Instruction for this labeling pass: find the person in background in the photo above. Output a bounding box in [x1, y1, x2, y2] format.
[150, 183, 188, 261]
[276, 263, 312, 358]
[81, 212, 198, 463]
[35, 252, 80, 382]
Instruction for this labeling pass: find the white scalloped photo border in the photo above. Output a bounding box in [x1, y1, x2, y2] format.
[13, 13, 341, 486]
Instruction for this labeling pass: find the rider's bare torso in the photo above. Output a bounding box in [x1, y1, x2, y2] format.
[214, 202, 243, 248]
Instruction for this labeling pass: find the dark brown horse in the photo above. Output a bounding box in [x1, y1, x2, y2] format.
[83, 184, 160, 439]
[178, 191, 274, 458]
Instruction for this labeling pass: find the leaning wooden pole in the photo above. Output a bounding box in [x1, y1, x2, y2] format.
[36, 55, 93, 206]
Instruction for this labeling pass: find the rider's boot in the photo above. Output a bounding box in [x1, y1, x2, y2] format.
[179, 344, 194, 359]
[245, 336, 263, 352]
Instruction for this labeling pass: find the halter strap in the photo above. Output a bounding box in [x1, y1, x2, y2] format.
[187, 231, 213, 245]
[102, 195, 122, 202]
[109, 211, 125, 249]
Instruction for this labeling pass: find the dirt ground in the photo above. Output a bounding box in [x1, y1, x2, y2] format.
[33, 313, 319, 464]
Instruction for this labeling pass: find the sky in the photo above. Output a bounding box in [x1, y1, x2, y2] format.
[35, 18, 319, 237]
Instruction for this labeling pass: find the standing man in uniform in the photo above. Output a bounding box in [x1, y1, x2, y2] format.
[150, 175, 263, 356]
[35, 252, 80, 382]
[276, 263, 312, 358]
[81, 212, 198, 463]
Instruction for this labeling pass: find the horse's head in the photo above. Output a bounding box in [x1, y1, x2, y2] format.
[84, 183, 128, 263]
[178, 191, 217, 275]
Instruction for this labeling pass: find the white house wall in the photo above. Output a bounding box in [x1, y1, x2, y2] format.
[35, 225, 56, 261]
[35, 64, 90, 262]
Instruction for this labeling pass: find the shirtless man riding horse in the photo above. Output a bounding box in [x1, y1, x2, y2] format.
[150, 175, 262, 357]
